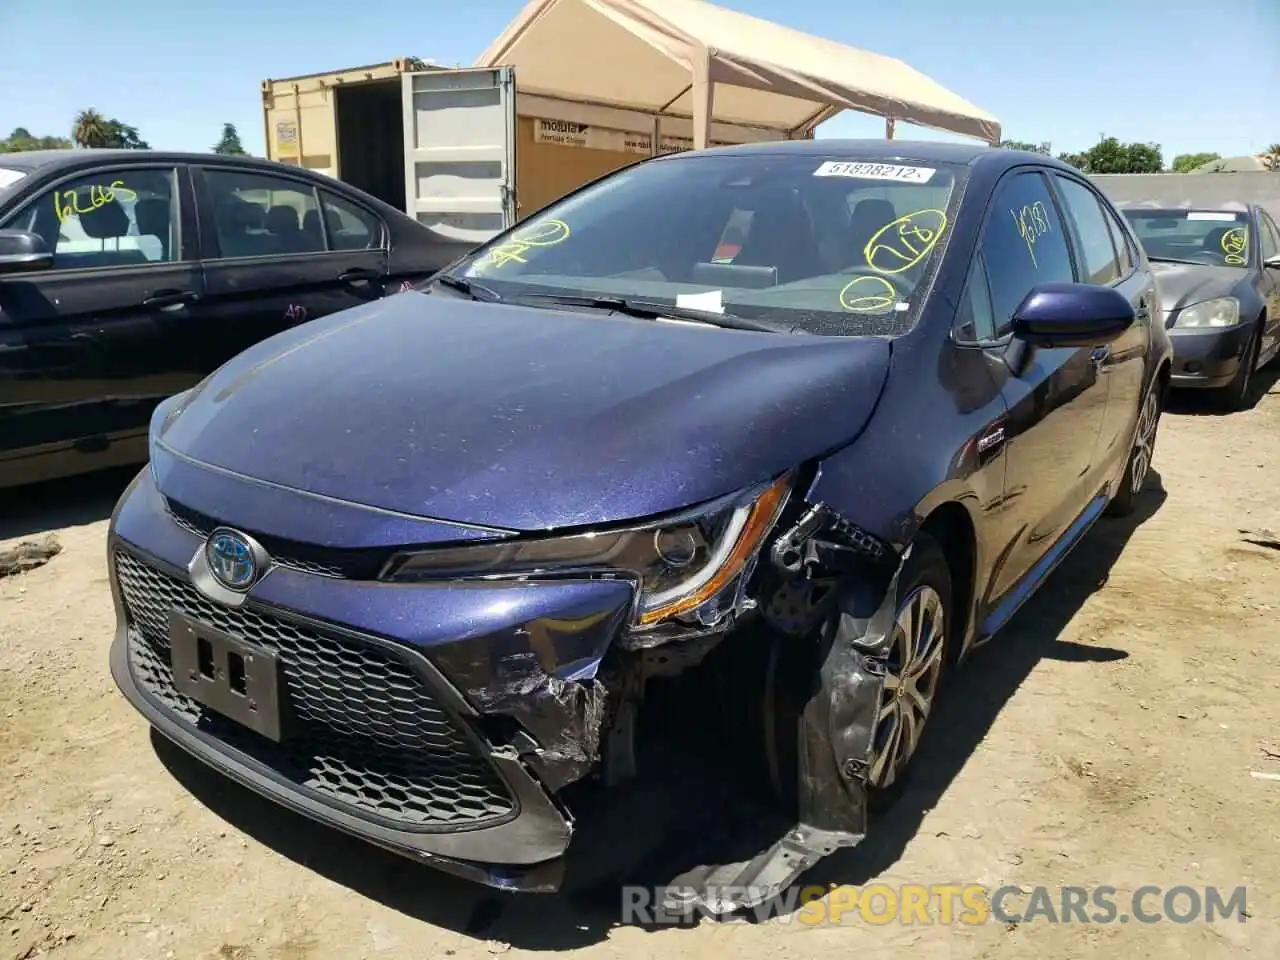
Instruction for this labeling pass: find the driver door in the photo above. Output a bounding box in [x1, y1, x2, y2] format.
[976, 169, 1111, 607]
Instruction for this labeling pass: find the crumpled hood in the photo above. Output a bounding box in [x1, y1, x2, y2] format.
[157, 293, 892, 532]
[1150, 261, 1249, 312]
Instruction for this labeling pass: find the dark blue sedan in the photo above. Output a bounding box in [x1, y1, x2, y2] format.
[108, 140, 1172, 912]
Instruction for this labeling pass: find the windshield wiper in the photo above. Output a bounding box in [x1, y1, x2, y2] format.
[433, 273, 503, 302]
[509, 293, 800, 334]
[1147, 256, 1213, 267]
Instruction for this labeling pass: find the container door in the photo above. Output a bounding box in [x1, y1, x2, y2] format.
[401, 66, 516, 248]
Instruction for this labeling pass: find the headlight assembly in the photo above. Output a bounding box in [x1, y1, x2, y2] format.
[1173, 297, 1239, 328]
[381, 472, 792, 626]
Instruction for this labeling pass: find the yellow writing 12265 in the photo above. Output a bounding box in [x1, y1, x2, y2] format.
[54, 180, 139, 223]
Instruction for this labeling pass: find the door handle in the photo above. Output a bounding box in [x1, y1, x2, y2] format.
[142, 290, 198, 311]
[338, 267, 380, 283]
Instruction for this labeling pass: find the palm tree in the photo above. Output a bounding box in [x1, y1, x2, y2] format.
[1264, 144, 1280, 172]
[72, 109, 111, 149]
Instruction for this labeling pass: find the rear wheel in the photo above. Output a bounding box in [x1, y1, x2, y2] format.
[868, 533, 951, 808]
[1108, 379, 1162, 517]
[1217, 324, 1261, 411]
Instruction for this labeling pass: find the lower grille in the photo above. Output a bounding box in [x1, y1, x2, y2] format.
[114, 549, 515, 828]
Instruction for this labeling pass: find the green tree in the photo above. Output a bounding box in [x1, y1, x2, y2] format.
[1055, 136, 1164, 174]
[71, 110, 149, 149]
[1171, 152, 1221, 173]
[103, 120, 149, 149]
[212, 122, 247, 156]
[0, 127, 72, 152]
[72, 109, 112, 148]
[1264, 144, 1280, 172]
[999, 139, 1052, 155]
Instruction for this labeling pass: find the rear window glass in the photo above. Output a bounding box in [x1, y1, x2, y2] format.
[459, 154, 966, 337]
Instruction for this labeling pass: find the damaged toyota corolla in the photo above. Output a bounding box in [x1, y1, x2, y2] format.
[108, 140, 1172, 913]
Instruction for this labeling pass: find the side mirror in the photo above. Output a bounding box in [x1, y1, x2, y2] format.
[0, 230, 53, 274]
[1264, 254, 1280, 270]
[1011, 282, 1135, 348]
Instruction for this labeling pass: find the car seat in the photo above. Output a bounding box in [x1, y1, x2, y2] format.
[133, 198, 172, 260]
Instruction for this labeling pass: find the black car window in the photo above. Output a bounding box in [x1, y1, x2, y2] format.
[1053, 175, 1120, 285]
[204, 169, 325, 258]
[1, 167, 178, 270]
[981, 171, 1075, 336]
[954, 252, 997, 342]
[320, 190, 381, 250]
[1260, 212, 1280, 261]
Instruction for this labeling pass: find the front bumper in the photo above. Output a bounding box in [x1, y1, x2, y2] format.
[107, 467, 635, 891]
[1167, 322, 1254, 388]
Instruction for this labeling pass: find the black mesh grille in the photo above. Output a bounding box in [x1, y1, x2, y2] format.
[115, 549, 515, 827]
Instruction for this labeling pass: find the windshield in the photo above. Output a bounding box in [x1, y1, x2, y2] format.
[456, 154, 964, 336]
[1122, 208, 1250, 267]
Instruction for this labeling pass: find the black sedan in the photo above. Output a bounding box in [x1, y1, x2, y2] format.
[0, 149, 465, 488]
[108, 140, 1173, 912]
[1119, 202, 1280, 409]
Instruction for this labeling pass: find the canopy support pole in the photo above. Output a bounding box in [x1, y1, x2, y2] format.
[692, 44, 715, 150]
[885, 117, 896, 140]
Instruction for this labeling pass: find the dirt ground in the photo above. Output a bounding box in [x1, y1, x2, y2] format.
[3, 372, 1280, 960]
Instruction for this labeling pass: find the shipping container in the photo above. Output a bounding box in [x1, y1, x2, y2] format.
[261, 59, 792, 249]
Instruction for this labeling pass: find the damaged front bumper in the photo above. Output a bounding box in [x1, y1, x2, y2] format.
[108, 468, 907, 913]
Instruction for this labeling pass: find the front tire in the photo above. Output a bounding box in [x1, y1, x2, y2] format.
[867, 532, 952, 809]
[1108, 378, 1162, 517]
[1217, 324, 1261, 412]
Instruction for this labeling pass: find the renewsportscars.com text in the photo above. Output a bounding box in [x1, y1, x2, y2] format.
[621, 883, 1249, 925]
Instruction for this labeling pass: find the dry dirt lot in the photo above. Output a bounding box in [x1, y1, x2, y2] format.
[2, 373, 1280, 960]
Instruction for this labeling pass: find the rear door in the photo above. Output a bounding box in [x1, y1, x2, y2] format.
[400, 66, 516, 249]
[0, 161, 201, 483]
[190, 162, 390, 366]
[1050, 172, 1155, 479]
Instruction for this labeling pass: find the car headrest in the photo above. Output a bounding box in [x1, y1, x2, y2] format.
[78, 198, 131, 239]
[850, 198, 897, 236]
[266, 205, 300, 235]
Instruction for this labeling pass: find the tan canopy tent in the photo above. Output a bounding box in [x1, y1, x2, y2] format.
[475, 0, 1001, 150]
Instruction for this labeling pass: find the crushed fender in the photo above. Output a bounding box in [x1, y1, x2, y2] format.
[662, 502, 906, 916]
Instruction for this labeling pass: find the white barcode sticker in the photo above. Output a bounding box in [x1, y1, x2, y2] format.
[813, 161, 935, 183]
[1186, 212, 1239, 221]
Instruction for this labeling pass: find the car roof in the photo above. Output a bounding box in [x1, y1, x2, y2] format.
[664, 138, 1074, 172]
[0, 148, 323, 176]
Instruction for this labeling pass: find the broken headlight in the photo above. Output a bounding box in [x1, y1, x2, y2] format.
[381, 473, 791, 625]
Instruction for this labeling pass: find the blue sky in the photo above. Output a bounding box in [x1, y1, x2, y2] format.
[1, 0, 1276, 162]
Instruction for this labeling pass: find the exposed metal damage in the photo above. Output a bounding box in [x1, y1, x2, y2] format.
[655, 503, 907, 915]
[458, 494, 910, 915]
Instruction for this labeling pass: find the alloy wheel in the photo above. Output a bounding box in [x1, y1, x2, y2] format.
[870, 585, 946, 790]
[1130, 388, 1160, 495]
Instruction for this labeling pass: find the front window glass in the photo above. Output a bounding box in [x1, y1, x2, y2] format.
[1122, 208, 1250, 267]
[1, 168, 178, 267]
[456, 154, 965, 336]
